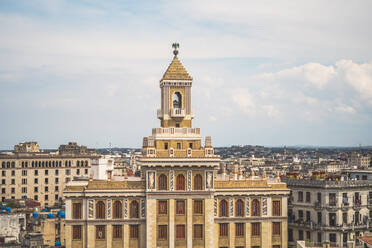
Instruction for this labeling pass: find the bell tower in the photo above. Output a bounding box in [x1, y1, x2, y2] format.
[157, 43, 194, 128]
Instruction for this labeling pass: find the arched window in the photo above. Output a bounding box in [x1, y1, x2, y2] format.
[85, 161, 88, 166]
[176, 174, 185, 190]
[2, 162, 5, 168]
[172, 92, 182, 108]
[130, 200, 139, 218]
[235, 199, 244, 217]
[219, 199, 228, 217]
[113, 201, 122, 219]
[251, 199, 261, 216]
[193, 174, 202, 190]
[158, 174, 167, 190]
[77, 161, 80, 167]
[96, 201, 105, 219]
[11, 162, 15, 168]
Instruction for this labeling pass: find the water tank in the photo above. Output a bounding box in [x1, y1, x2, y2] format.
[5, 207, 11, 212]
[32, 212, 38, 218]
[47, 213, 54, 219]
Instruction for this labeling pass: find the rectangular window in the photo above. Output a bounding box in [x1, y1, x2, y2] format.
[1, 179, 4, 184]
[85, 169, 88, 174]
[96, 225, 106, 240]
[251, 223, 261, 236]
[176, 200, 185, 215]
[158, 200, 168, 215]
[177, 143, 181, 149]
[45, 178, 48, 184]
[34, 195, 38, 201]
[11, 179, 15, 184]
[45, 186, 48, 192]
[329, 233, 336, 242]
[299, 230, 304, 240]
[22, 170, 27, 176]
[113, 225, 122, 239]
[158, 225, 168, 240]
[55, 169, 59, 175]
[176, 224, 185, 239]
[45, 195, 48, 200]
[55, 194, 59, 200]
[1, 188, 5, 194]
[11, 170, 15, 176]
[22, 187, 27, 193]
[34, 187, 38, 193]
[235, 223, 244, 236]
[193, 224, 203, 239]
[219, 223, 228, 237]
[130, 225, 139, 239]
[164, 143, 168, 150]
[11, 188, 15, 194]
[73, 203, 82, 219]
[34, 170, 38, 176]
[298, 191, 303, 202]
[272, 200, 281, 216]
[34, 178, 38, 184]
[45, 170, 48, 175]
[194, 200, 203, 214]
[306, 192, 311, 202]
[77, 169, 80, 175]
[189, 143, 193, 149]
[306, 231, 311, 240]
[55, 178, 59, 184]
[1, 171, 5, 177]
[22, 178, 27, 184]
[329, 193, 336, 206]
[272, 222, 281, 235]
[72, 225, 82, 240]
[289, 229, 293, 241]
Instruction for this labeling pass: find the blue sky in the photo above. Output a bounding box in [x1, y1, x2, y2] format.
[0, 0, 372, 149]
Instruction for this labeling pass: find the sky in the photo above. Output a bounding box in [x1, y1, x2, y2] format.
[0, 0, 372, 149]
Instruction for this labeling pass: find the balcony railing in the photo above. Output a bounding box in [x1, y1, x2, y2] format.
[170, 108, 186, 117]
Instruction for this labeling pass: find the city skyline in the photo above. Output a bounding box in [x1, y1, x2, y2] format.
[1, 0, 372, 149]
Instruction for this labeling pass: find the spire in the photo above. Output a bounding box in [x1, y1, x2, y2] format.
[161, 43, 192, 81]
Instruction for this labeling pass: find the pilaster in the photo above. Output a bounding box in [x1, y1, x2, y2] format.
[106, 224, 112, 248]
[187, 198, 192, 248]
[169, 199, 175, 248]
[124, 224, 129, 248]
[146, 198, 157, 248]
[87, 224, 95, 248]
[204, 198, 215, 248]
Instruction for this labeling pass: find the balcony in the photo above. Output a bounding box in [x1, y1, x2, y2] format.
[170, 108, 186, 118]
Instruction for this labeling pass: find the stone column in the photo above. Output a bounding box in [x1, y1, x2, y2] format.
[65, 225, 71, 248]
[261, 221, 272, 248]
[187, 198, 193, 248]
[281, 221, 288, 248]
[229, 222, 235, 247]
[124, 224, 129, 248]
[106, 224, 112, 248]
[146, 198, 157, 248]
[87, 224, 95, 248]
[204, 198, 215, 248]
[169, 199, 175, 248]
[245, 222, 251, 247]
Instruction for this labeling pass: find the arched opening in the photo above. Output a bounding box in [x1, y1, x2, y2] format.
[193, 174, 203, 190]
[219, 199, 228, 217]
[176, 174, 185, 190]
[172, 92, 182, 108]
[251, 199, 261, 216]
[96, 201, 105, 219]
[130, 200, 139, 218]
[235, 199, 244, 217]
[158, 174, 167, 190]
[113, 200, 122, 219]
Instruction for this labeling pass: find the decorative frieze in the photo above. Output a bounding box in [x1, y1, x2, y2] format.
[245, 197, 250, 217]
[187, 170, 192, 191]
[170, 170, 174, 191]
[214, 198, 218, 217]
[107, 199, 112, 219]
[229, 197, 234, 217]
[141, 199, 145, 218]
[262, 197, 268, 216]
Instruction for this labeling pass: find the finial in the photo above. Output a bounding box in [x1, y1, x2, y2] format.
[172, 42, 179, 57]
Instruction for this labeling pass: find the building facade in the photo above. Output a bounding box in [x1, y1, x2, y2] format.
[0, 142, 97, 207]
[64, 46, 290, 248]
[285, 178, 372, 247]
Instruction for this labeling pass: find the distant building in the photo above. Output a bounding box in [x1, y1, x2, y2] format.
[349, 152, 371, 168]
[0, 142, 98, 207]
[0, 213, 26, 244]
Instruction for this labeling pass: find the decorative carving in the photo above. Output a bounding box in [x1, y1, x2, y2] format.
[187, 170, 192, 191]
[147, 171, 156, 190]
[214, 198, 218, 216]
[141, 199, 145, 218]
[170, 170, 174, 191]
[245, 197, 250, 217]
[107, 199, 112, 219]
[88, 200, 94, 218]
[262, 197, 268, 216]
[124, 199, 128, 218]
[206, 171, 213, 189]
[229, 197, 234, 217]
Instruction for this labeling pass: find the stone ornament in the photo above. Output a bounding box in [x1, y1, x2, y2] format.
[124, 199, 128, 218]
[245, 197, 250, 217]
[214, 198, 218, 216]
[170, 170, 174, 191]
[107, 199, 112, 219]
[206, 171, 213, 189]
[88, 200, 94, 219]
[187, 170, 192, 191]
[229, 197, 234, 217]
[262, 197, 268, 216]
[147, 171, 156, 190]
[141, 199, 145, 218]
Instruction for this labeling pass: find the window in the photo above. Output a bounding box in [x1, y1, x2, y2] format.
[55, 186, 59, 191]
[235, 199, 244, 217]
[194, 174, 202, 190]
[329, 213, 336, 226]
[34, 178, 38, 184]
[113, 225, 122, 239]
[85, 169, 88, 174]
[189, 143, 193, 149]
[176, 200, 185, 215]
[77, 169, 80, 175]
[113, 201, 122, 219]
[22, 178, 27, 184]
[272, 222, 281, 235]
[317, 232, 322, 243]
[251, 223, 261, 236]
[130, 200, 139, 218]
[130, 225, 139, 239]
[251, 199, 261, 216]
[177, 143, 181, 149]
[329, 193, 336, 206]
[45, 178, 48, 184]
[158, 200, 168, 214]
[45, 170, 48, 175]
[158, 174, 167, 190]
[298, 191, 303, 202]
[34, 170, 38, 176]
[176, 224, 185, 239]
[235, 223, 244, 236]
[55, 170, 59, 175]
[1, 179, 4, 185]
[45, 195, 48, 200]
[96, 201, 105, 219]
[273, 200, 281, 216]
[34, 187, 38, 193]
[55, 178, 59, 184]
[22, 187, 27, 193]
[193, 224, 203, 239]
[299, 230, 304, 240]
[306, 231, 310, 240]
[219, 223, 229, 237]
[45, 186, 48, 192]
[96, 225, 106, 240]
[22, 170, 27, 176]
[66, 178, 71, 183]
[219, 199, 228, 217]
[306, 192, 311, 202]
[317, 212, 322, 224]
[72, 226, 82, 240]
[158, 225, 168, 240]
[164, 143, 168, 150]
[194, 200, 203, 214]
[1, 188, 6, 193]
[73, 203, 82, 219]
[1, 171, 5, 176]
[298, 210, 303, 220]
[176, 174, 185, 190]
[11, 170, 15, 176]
[306, 211, 310, 222]
[289, 229, 293, 242]
[11, 188, 15, 194]
[329, 233, 336, 242]
[66, 169, 71, 175]
[11, 179, 15, 184]
[34, 195, 38, 201]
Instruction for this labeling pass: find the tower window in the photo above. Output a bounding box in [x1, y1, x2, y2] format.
[172, 92, 182, 108]
[189, 143, 193, 149]
[177, 143, 181, 149]
[176, 123, 180, 128]
[164, 143, 168, 150]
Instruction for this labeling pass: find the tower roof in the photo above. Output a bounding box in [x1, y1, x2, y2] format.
[161, 56, 192, 81]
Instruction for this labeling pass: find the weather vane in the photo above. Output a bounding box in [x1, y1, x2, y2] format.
[172, 42, 179, 57]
